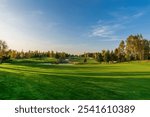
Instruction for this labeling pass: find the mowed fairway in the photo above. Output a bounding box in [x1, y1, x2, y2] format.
[0, 62, 150, 100]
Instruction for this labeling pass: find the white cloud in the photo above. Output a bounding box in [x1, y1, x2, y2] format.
[110, 9, 144, 21]
[92, 26, 113, 38]
[133, 12, 144, 18]
[90, 23, 123, 41]
[90, 11, 144, 41]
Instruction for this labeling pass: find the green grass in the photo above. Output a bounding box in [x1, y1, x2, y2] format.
[69, 57, 99, 64]
[10, 57, 57, 64]
[0, 60, 150, 100]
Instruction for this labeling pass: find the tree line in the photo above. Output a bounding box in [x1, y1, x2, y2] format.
[0, 41, 73, 63]
[0, 49, 73, 63]
[83, 34, 150, 63]
[0, 34, 150, 63]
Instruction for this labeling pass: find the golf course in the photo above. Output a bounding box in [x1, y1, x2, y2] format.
[0, 58, 150, 100]
[1, 0, 150, 101]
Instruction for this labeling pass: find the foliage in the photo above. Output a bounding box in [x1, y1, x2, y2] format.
[0, 40, 8, 63]
[83, 34, 150, 63]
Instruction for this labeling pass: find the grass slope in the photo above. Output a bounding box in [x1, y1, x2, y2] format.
[0, 61, 150, 100]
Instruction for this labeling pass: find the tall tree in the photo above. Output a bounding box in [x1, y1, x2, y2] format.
[142, 39, 150, 60]
[103, 50, 110, 63]
[0, 40, 8, 63]
[114, 48, 119, 61]
[110, 50, 115, 62]
[126, 35, 140, 60]
[118, 40, 125, 62]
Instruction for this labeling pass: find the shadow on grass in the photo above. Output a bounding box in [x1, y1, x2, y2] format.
[0, 65, 150, 78]
[0, 70, 150, 100]
[9, 62, 120, 69]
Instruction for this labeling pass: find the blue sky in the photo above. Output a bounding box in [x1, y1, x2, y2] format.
[0, 0, 150, 54]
